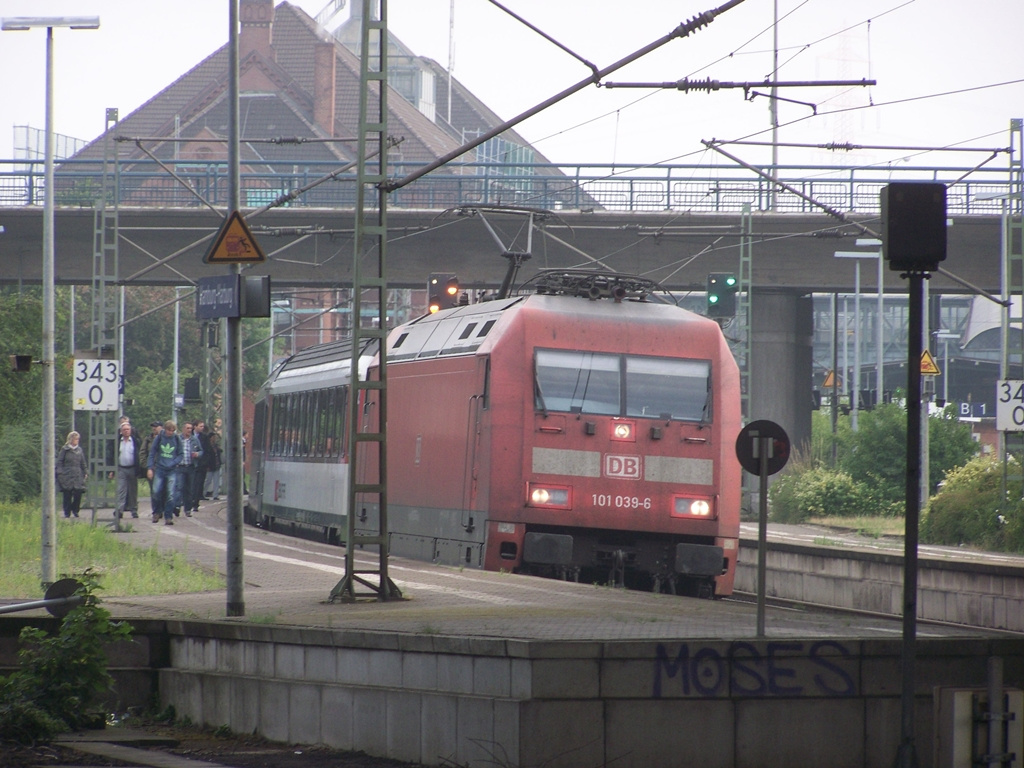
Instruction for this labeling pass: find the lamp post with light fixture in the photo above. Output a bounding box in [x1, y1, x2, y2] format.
[1, 15, 100, 586]
[934, 331, 959, 404]
[834, 243, 882, 430]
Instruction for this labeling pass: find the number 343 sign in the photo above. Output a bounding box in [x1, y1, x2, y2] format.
[73, 359, 121, 412]
[997, 380, 1024, 432]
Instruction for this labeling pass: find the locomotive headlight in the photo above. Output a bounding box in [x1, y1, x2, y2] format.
[610, 420, 636, 442]
[672, 496, 715, 518]
[527, 483, 571, 509]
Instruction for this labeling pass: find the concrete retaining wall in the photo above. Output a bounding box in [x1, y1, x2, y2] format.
[0, 616, 168, 712]
[735, 540, 1024, 631]
[158, 621, 1024, 768]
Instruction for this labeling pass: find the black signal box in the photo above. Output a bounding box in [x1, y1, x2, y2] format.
[880, 182, 947, 272]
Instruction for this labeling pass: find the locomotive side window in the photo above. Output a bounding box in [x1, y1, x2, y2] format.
[298, 391, 310, 456]
[534, 350, 620, 415]
[329, 386, 347, 457]
[252, 399, 266, 454]
[625, 357, 711, 422]
[310, 390, 325, 457]
[268, 385, 348, 460]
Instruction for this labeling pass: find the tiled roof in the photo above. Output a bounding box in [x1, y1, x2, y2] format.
[69, 2, 470, 169]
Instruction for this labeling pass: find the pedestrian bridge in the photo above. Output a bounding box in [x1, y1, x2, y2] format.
[0, 158, 1013, 293]
[1, 157, 1016, 452]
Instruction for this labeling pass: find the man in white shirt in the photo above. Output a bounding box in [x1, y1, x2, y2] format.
[115, 420, 141, 520]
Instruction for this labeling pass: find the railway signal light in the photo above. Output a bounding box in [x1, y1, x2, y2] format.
[880, 182, 947, 272]
[706, 273, 737, 317]
[428, 273, 459, 313]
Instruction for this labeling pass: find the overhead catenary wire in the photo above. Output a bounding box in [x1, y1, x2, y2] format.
[383, 0, 748, 192]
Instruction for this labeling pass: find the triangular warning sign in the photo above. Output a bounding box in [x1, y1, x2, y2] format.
[920, 349, 941, 376]
[203, 211, 267, 264]
[822, 370, 839, 389]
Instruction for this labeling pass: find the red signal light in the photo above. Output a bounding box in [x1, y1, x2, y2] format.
[427, 272, 459, 312]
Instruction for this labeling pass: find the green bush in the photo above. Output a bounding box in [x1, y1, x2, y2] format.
[0, 571, 132, 744]
[924, 455, 1024, 551]
[769, 466, 866, 522]
[0, 421, 42, 502]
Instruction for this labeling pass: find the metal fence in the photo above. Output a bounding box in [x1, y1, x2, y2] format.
[0, 158, 1016, 215]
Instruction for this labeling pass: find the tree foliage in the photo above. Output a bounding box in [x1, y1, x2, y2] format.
[836, 403, 910, 507]
[0, 572, 132, 744]
[0, 285, 277, 500]
[0, 421, 42, 503]
[769, 464, 866, 523]
[771, 402, 978, 523]
[924, 455, 1024, 551]
[834, 403, 978, 508]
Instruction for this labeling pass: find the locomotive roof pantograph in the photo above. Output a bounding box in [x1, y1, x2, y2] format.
[518, 269, 664, 303]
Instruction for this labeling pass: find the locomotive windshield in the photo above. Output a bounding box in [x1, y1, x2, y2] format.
[534, 349, 711, 421]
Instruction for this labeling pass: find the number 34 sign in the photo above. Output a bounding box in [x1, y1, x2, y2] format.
[997, 380, 1024, 432]
[73, 359, 121, 412]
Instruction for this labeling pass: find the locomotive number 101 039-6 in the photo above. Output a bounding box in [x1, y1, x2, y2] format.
[592, 494, 652, 510]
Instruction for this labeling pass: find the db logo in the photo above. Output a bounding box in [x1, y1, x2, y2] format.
[605, 455, 641, 479]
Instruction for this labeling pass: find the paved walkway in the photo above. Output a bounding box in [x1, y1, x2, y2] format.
[15, 497, 1000, 641]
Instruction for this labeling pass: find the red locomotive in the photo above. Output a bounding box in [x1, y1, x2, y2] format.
[249, 270, 741, 596]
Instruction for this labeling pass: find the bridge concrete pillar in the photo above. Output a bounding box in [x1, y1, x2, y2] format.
[748, 289, 813, 453]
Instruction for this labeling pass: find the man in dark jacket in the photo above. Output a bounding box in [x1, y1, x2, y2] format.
[193, 420, 213, 513]
[139, 421, 162, 495]
[147, 420, 183, 525]
[176, 421, 203, 518]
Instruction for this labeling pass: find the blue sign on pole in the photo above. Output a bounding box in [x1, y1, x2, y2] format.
[196, 275, 240, 320]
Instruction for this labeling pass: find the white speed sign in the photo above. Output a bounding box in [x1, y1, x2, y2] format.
[997, 380, 1024, 432]
[73, 359, 120, 412]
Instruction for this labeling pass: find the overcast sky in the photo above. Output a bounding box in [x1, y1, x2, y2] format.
[1, 0, 1022, 171]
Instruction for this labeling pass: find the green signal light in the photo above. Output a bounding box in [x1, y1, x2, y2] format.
[725, 276, 737, 287]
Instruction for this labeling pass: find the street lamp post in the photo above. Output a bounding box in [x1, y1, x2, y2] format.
[2, 16, 99, 586]
[935, 331, 959, 405]
[835, 245, 882, 430]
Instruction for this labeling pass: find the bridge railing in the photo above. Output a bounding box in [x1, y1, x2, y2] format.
[0, 158, 1015, 215]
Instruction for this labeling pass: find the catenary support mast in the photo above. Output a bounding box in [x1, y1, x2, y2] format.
[331, 0, 401, 602]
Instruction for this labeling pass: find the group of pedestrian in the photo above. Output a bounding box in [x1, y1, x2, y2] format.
[57, 415, 224, 526]
[145, 418, 221, 525]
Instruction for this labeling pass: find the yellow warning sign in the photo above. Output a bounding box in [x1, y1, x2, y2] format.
[822, 370, 840, 389]
[920, 349, 941, 376]
[203, 211, 267, 264]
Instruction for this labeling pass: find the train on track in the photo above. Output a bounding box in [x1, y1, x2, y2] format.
[246, 269, 742, 597]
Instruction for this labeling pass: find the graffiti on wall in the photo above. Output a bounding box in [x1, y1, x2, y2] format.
[652, 640, 856, 698]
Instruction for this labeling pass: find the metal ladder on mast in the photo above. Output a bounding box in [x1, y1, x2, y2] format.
[86, 108, 121, 511]
[737, 203, 753, 419]
[1003, 118, 1024, 499]
[330, 0, 401, 602]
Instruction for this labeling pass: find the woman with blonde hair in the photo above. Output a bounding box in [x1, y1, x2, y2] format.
[56, 431, 88, 518]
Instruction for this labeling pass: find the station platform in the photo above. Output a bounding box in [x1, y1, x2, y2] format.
[61, 498, 993, 641]
[6, 500, 1022, 768]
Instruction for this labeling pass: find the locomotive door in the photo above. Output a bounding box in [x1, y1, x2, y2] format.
[460, 356, 489, 531]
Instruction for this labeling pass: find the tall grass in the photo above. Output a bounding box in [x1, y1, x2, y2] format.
[0, 502, 223, 598]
